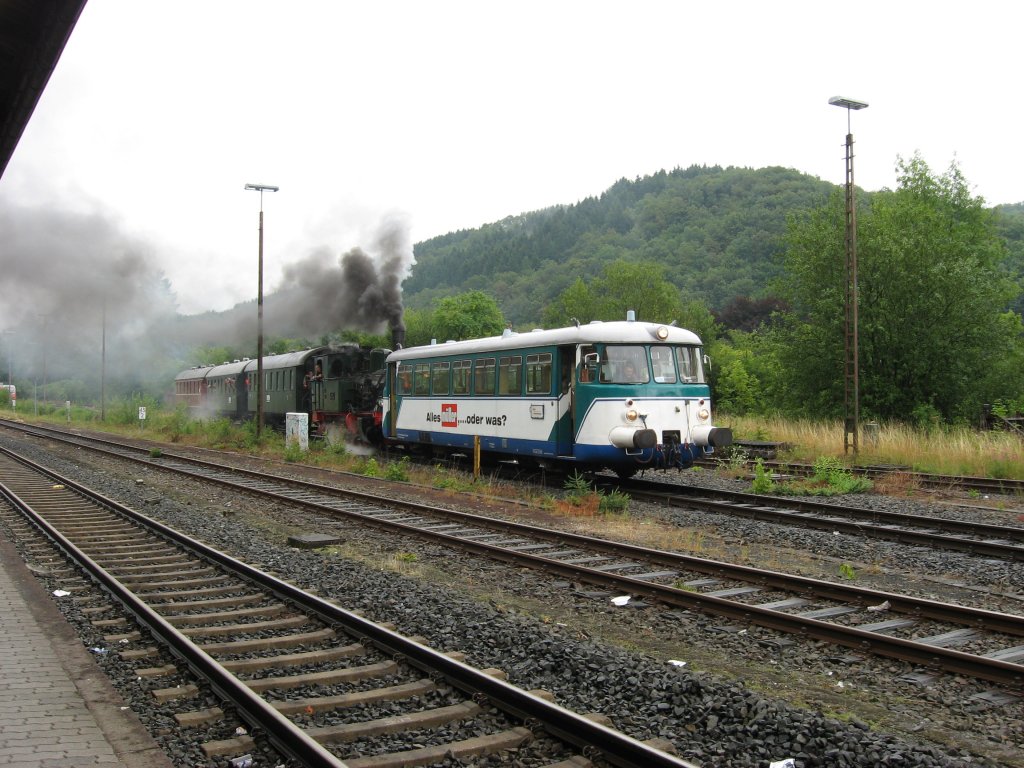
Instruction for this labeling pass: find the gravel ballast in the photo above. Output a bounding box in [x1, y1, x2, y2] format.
[1, 430, 1021, 767]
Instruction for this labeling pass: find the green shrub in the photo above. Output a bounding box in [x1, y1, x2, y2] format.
[432, 464, 474, 491]
[283, 442, 305, 463]
[359, 457, 382, 477]
[160, 403, 194, 443]
[778, 455, 872, 496]
[384, 456, 410, 482]
[751, 457, 776, 494]
[563, 470, 593, 504]
[598, 489, 630, 514]
[204, 418, 237, 446]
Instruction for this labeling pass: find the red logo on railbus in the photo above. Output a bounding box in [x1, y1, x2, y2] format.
[441, 403, 458, 427]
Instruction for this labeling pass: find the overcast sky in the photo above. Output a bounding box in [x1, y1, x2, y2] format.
[2, 0, 1021, 322]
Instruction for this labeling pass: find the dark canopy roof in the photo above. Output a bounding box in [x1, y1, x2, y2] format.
[0, 0, 87, 179]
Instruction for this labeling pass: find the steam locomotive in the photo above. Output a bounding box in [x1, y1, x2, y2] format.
[174, 343, 389, 443]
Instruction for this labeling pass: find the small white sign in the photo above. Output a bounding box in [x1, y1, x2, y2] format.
[138, 406, 147, 420]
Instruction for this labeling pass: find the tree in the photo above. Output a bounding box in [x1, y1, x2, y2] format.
[400, 306, 435, 348]
[542, 277, 598, 327]
[430, 291, 507, 341]
[192, 345, 241, 366]
[774, 155, 1020, 422]
[543, 259, 685, 326]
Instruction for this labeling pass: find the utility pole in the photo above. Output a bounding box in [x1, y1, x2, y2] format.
[829, 95, 868, 456]
[244, 183, 279, 439]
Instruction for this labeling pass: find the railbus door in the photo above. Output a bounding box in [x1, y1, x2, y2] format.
[386, 362, 398, 438]
[555, 346, 575, 456]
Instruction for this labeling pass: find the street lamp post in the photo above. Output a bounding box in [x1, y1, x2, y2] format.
[1, 329, 12, 385]
[35, 314, 48, 409]
[1, 329, 13, 408]
[101, 299, 107, 421]
[828, 95, 868, 457]
[244, 183, 279, 439]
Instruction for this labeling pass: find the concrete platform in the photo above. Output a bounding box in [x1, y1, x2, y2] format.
[0, 533, 173, 768]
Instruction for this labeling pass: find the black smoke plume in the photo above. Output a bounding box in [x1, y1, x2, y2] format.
[276, 216, 414, 338]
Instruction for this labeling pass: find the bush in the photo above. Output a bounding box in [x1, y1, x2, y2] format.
[751, 458, 776, 493]
[598, 489, 630, 514]
[384, 456, 410, 482]
[358, 458, 382, 477]
[106, 394, 160, 426]
[777, 455, 873, 496]
[160, 404, 194, 443]
[563, 470, 593, 504]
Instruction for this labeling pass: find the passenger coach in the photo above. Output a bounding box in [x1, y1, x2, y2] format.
[382, 314, 732, 476]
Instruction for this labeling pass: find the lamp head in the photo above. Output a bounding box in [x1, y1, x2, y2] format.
[828, 96, 868, 110]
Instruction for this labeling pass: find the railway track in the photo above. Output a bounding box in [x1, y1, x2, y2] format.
[3, 421, 1024, 693]
[698, 456, 1024, 497]
[608, 477, 1024, 562]
[0, 444, 695, 768]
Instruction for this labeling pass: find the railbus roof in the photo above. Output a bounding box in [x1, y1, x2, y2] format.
[387, 320, 703, 362]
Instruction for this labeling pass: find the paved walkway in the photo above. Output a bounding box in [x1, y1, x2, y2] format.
[0, 533, 172, 768]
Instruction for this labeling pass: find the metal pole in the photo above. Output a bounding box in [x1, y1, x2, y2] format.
[101, 300, 106, 421]
[1, 330, 12, 388]
[830, 96, 867, 458]
[42, 318, 48, 408]
[257, 207, 265, 439]
[843, 131, 859, 456]
[245, 183, 278, 441]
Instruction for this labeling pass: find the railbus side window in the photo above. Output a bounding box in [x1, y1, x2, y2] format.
[498, 355, 522, 395]
[432, 361, 451, 395]
[579, 345, 597, 383]
[651, 346, 676, 383]
[526, 353, 552, 394]
[414, 363, 431, 395]
[603, 345, 649, 383]
[675, 346, 700, 383]
[474, 358, 496, 395]
[452, 360, 471, 394]
[397, 365, 413, 394]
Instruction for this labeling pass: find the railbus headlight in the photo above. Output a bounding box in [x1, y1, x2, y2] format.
[698, 408, 710, 421]
[626, 408, 639, 422]
[656, 326, 670, 340]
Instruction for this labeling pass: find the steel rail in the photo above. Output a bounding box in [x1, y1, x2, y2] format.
[0, 444, 699, 768]
[4, 424, 1024, 687]
[16, 436, 1023, 687]
[0, 452, 348, 768]
[697, 457, 1024, 496]
[608, 481, 1024, 561]
[8, 420, 1022, 561]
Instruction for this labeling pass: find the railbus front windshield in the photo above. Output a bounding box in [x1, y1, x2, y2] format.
[593, 344, 704, 384]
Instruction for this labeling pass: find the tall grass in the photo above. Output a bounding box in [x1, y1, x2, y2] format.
[9, 401, 1022, 481]
[722, 414, 1024, 478]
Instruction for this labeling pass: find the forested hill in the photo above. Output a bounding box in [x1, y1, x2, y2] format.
[404, 165, 837, 325]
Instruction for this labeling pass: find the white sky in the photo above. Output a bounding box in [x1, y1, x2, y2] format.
[2, 0, 1021, 316]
